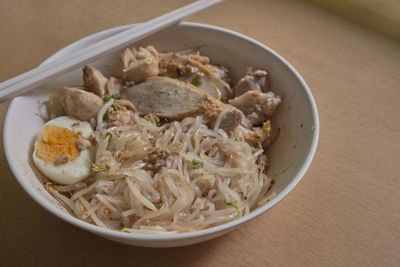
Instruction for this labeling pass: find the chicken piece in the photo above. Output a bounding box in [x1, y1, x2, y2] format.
[82, 66, 108, 97]
[209, 105, 250, 131]
[159, 53, 232, 100]
[124, 77, 224, 120]
[59, 87, 103, 122]
[113, 45, 159, 83]
[229, 91, 281, 125]
[234, 69, 269, 97]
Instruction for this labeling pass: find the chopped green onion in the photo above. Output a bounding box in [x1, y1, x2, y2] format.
[225, 202, 242, 218]
[103, 111, 109, 120]
[104, 93, 120, 102]
[112, 93, 121, 100]
[154, 115, 163, 127]
[119, 216, 124, 226]
[192, 77, 202, 86]
[221, 77, 228, 83]
[192, 159, 204, 167]
[105, 132, 112, 140]
[103, 94, 112, 102]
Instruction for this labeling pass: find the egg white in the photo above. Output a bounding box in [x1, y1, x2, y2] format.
[32, 116, 94, 185]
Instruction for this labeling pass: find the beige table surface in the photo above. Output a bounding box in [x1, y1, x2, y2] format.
[1, 0, 399, 266]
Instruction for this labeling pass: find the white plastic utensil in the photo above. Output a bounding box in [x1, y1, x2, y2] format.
[0, 0, 222, 102]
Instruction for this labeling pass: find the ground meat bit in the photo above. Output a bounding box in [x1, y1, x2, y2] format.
[104, 208, 111, 216]
[107, 110, 134, 127]
[145, 149, 169, 164]
[88, 133, 97, 145]
[144, 148, 170, 174]
[55, 154, 69, 165]
[176, 67, 185, 76]
[76, 137, 91, 150]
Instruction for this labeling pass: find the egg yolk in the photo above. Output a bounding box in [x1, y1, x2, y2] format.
[35, 125, 80, 163]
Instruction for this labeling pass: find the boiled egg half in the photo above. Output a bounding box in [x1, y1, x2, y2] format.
[33, 116, 94, 185]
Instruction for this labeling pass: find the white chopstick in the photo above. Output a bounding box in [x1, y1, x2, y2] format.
[0, 0, 223, 102]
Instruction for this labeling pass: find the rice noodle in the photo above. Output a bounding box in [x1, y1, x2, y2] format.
[50, 113, 272, 233]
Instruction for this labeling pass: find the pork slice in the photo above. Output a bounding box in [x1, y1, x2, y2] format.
[124, 77, 224, 120]
[229, 91, 281, 125]
[234, 69, 269, 97]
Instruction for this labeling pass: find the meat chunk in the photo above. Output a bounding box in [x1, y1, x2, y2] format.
[124, 77, 224, 120]
[113, 45, 159, 83]
[210, 105, 251, 131]
[83, 66, 108, 97]
[59, 87, 103, 122]
[234, 69, 269, 97]
[229, 91, 281, 125]
[159, 53, 232, 100]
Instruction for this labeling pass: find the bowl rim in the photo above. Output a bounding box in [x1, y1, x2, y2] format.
[4, 22, 319, 241]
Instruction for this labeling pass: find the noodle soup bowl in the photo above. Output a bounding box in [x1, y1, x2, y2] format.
[4, 22, 319, 247]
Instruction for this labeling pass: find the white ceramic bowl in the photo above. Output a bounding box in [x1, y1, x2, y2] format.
[4, 22, 319, 247]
